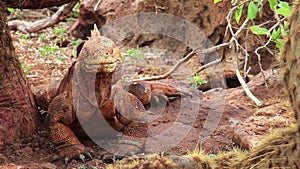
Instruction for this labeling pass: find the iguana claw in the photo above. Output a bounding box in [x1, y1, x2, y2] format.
[63, 151, 93, 165]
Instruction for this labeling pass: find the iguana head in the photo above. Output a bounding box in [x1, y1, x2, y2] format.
[78, 25, 121, 74]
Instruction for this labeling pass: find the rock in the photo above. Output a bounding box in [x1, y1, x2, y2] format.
[71, 0, 229, 52]
[70, 0, 277, 80]
[233, 103, 293, 149]
[167, 155, 196, 169]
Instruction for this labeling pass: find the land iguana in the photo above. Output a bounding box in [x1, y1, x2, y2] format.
[36, 25, 186, 163]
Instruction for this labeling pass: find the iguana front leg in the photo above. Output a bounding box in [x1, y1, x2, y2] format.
[107, 81, 186, 157]
[47, 91, 91, 163]
[34, 78, 62, 110]
[109, 84, 147, 156]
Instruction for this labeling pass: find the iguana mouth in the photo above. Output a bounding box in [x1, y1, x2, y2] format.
[84, 62, 118, 73]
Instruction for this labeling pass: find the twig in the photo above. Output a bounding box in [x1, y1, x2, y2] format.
[257, 20, 278, 27]
[254, 36, 273, 89]
[226, 4, 262, 106]
[94, 0, 102, 11]
[129, 41, 231, 82]
[226, 7, 249, 53]
[253, 18, 285, 88]
[129, 49, 197, 82]
[26, 72, 39, 78]
[8, 2, 77, 33]
[243, 28, 250, 78]
[200, 42, 231, 54]
[254, 35, 274, 56]
[190, 58, 222, 77]
[234, 52, 262, 107]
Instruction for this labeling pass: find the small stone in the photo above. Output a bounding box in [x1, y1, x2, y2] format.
[33, 142, 39, 147]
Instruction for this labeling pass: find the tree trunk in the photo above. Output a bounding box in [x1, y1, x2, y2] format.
[283, 0, 300, 126]
[0, 2, 39, 143]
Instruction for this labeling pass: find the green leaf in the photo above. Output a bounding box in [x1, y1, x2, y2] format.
[21, 34, 30, 39]
[73, 13, 80, 18]
[39, 34, 46, 40]
[53, 28, 66, 34]
[7, 7, 14, 13]
[277, 1, 291, 17]
[248, 2, 258, 20]
[235, 4, 244, 23]
[208, 154, 217, 158]
[250, 25, 269, 35]
[271, 28, 281, 39]
[75, 2, 81, 10]
[278, 1, 290, 8]
[214, 0, 222, 4]
[72, 39, 83, 46]
[268, 0, 278, 11]
[192, 75, 207, 87]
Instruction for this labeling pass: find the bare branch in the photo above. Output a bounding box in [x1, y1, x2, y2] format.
[129, 42, 230, 82]
[226, 7, 249, 53]
[234, 52, 262, 106]
[8, 2, 77, 33]
[225, 3, 263, 106]
[254, 36, 273, 89]
[253, 18, 285, 88]
[191, 58, 222, 77]
[243, 28, 250, 77]
[129, 49, 197, 82]
[94, 0, 102, 11]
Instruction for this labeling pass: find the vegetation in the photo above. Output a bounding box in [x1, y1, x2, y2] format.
[38, 45, 59, 57]
[191, 74, 207, 88]
[122, 46, 145, 62]
[21, 63, 34, 75]
[216, 0, 291, 72]
[20, 33, 30, 39]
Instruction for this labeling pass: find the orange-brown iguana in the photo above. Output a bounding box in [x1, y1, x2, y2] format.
[36, 25, 185, 163]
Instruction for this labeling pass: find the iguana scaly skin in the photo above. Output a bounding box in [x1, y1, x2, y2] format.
[45, 25, 184, 161]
